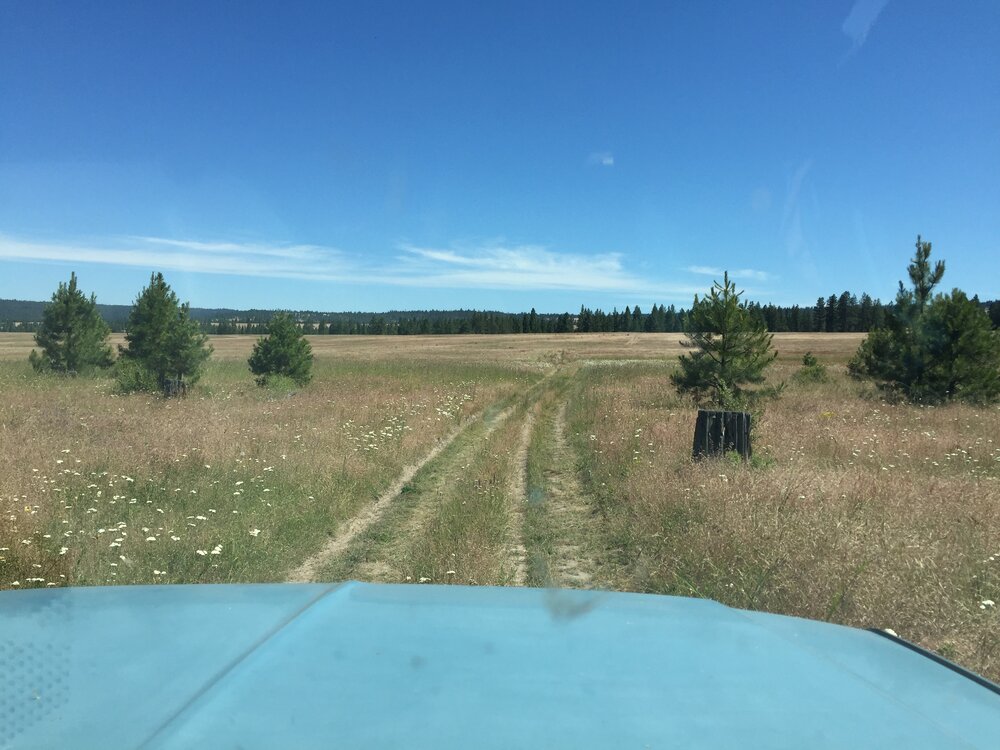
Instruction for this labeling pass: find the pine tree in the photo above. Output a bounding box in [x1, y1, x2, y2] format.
[118, 272, 212, 394]
[248, 313, 313, 386]
[849, 237, 1000, 404]
[907, 234, 945, 310]
[29, 272, 113, 374]
[813, 297, 826, 332]
[528, 307, 540, 333]
[671, 272, 778, 409]
[989, 300, 1000, 329]
[825, 294, 838, 332]
[909, 290, 1000, 402]
[859, 293, 875, 330]
[836, 291, 853, 332]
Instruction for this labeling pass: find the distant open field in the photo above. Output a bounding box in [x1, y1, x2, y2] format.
[0, 331, 867, 363]
[3, 330, 998, 681]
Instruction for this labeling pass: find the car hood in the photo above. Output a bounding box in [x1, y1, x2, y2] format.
[2, 581, 999, 749]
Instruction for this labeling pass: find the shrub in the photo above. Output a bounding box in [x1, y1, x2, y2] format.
[113, 358, 160, 394]
[248, 313, 313, 386]
[792, 351, 828, 384]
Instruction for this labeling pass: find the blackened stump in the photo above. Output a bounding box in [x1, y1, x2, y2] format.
[692, 410, 752, 460]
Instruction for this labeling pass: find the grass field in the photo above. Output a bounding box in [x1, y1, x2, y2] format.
[2, 330, 999, 681]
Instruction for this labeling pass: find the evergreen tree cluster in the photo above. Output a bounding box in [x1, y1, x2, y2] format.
[8, 294, 997, 337]
[197, 297, 894, 336]
[27, 271, 213, 396]
[26, 271, 317, 395]
[849, 237, 1000, 404]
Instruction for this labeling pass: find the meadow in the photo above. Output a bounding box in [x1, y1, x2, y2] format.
[2, 330, 998, 681]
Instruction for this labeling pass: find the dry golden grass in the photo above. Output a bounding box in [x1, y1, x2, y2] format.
[567, 359, 1000, 680]
[0, 330, 865, 364]
[1, 355, 532, 588]
[5, 330, 998, 682]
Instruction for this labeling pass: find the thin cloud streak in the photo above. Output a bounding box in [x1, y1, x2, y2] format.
[396, 244, 696, 295]
[779, 157, 819, 283]
[126, 236, 322, 260]
[0, 233, 703, 298]
[0, 234, 348, 281]
[842, 0, 890, 54]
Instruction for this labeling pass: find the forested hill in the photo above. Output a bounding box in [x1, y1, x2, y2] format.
[0, 299, 244, 328]
[0, 300, 531, 332]
[3, 296, 999, 335]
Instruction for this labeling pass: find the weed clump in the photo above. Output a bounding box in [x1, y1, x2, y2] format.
[793, 352, 828, 384]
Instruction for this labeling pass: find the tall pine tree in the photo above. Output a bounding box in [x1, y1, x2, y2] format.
[671, 272, 778, 409]
[29, 272, 112, 374]
[850, 236, 1000, 404]
[118, 272, 212, 394]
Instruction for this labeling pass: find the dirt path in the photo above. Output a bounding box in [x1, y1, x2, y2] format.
[534, 399, 606, 589]
[285, 412, 487, 583]
[504, 408, 534, 586]
[287, 365, 604, 589]
[349, 405, 516, 583]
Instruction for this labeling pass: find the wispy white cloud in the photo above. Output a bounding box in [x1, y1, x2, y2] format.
[0, 233, 704, 299]
[842, 0, 890, 53]
[780, 159, 814, 263]
[395, 244, 700, 296]
[0, 234, 348, 280]
[685, 265, 772, 282]
[587, 151, 615, 167]
[125, 236, 320, 260]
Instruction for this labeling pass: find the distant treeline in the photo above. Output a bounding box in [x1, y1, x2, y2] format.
[3, 294, 999, 335]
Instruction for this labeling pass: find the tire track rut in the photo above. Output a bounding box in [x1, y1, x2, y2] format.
[504, 408, 534, 586]
[285, 411, 489, 583]
[543, 400, 603, 588]
[349, 405, 516, 583]
[287, 365, 600, 589]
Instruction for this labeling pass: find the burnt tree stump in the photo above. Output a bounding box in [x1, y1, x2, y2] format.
[692, 409, 752, 460]
[163, 378, 187, 398]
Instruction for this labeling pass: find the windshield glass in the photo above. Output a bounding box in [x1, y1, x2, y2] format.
[2, 0, 999, 698]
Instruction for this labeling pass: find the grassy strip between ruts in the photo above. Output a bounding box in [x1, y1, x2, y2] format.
[523, 372, 572, 587]
[317, 376, 558, 586]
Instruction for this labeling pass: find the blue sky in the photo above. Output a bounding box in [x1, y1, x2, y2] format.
[1, 1, 998, 313]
